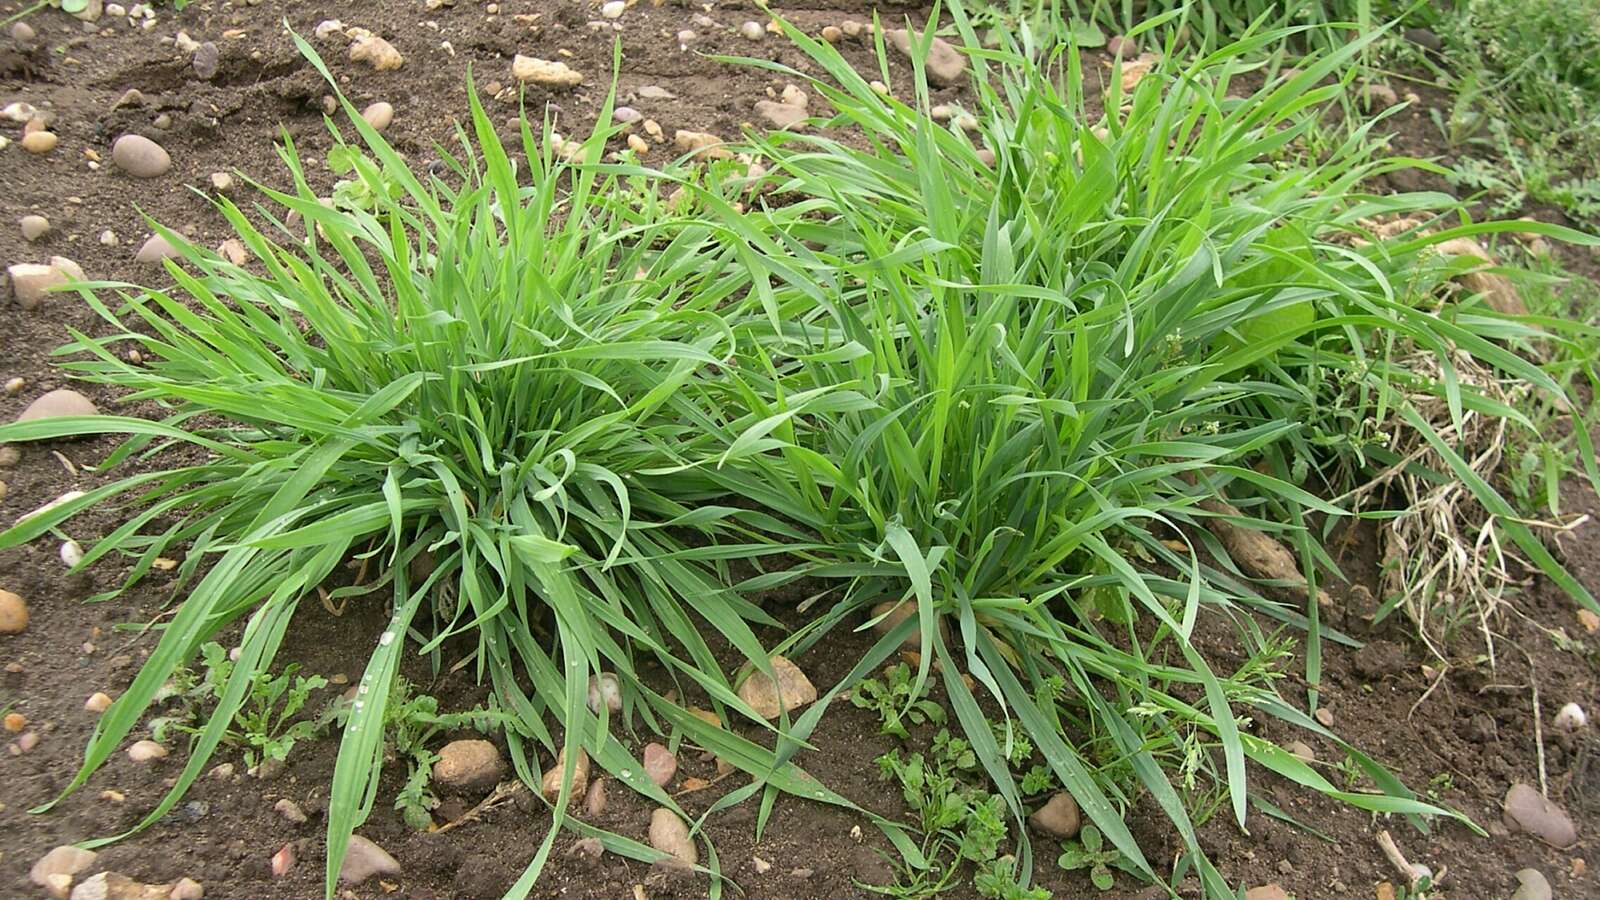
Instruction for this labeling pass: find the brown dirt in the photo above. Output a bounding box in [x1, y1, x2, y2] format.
[3, 2, 1600, 899]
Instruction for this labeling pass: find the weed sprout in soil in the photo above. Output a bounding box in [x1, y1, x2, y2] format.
[2, 11, 1598, 899]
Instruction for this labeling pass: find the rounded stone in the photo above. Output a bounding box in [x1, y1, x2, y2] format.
[1503, 783, 1578, 847]
[111, 133, 172, 178]
[431, 739, 505, 792]
[648, 808, 697, 865]
[0, 589, 24, 634]
[18, 389, 98, 422]
[127, 739, 168, 762]
[360, 101, 394, 131]
[642, 742, 677, 787]
[20, 215, 49, 242]
[21, 131, 57, 154]
[136, 233, 180, 264]
[739, 21, 764, 41]
[1028, 791, 1081, 838]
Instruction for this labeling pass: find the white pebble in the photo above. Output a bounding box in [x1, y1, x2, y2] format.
[1555, 702, 1587, 731]
[739, 21, 764, 41]
[600, 1, 624, 18]
[60, 540, 84, 568]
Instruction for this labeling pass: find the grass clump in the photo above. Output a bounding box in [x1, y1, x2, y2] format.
[708, 7, 1597, 892]
[0, 36, 838, 896]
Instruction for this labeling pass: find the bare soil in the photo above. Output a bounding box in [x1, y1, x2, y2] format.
[3, 2, 1599, 898]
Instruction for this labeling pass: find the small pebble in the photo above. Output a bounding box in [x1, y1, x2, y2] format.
[600, 1, 624, 18]
[340, 834, 401, 885]
[111, 134, 172, 178]
[3, 712, 25, 732]
[60, 540, 84, 568]
[11, 22, 35, 43]
[136, 233, 179, 263]
[193, 41, 219, 80]
[583, 778, 607, 817]
[587, 673, 621, 713]
[349, 35, 404, 70]
[127, 739, 168, 762]
[171, 877, 204, 900]
[511, 55, 581, 87]
[642, 742, 677, 787]
[1504, 783, 1579, 847]
[1028, 791, 1081, 838]
[270, 843, 296, 877]
[648, 808, 697, 865]
[20, 215, 49, 241]
[360, 101, 394, 131]
[1555, 702, 1587, 731]
[209, 171, 234, 192]
[274, 798, 308, 823]
[16, 731, 39, 752]
[676, 29, 695, 46]
[0, 590, 24, 638]
[3, 378, 22, 395]
[739, 21, 764, 41]
[29, 846, 96, 888]
[217, 239, 248, 265]
[21, 131, 58, 154]
[85, 692, 113, 713]
[432, 739, 505, 792]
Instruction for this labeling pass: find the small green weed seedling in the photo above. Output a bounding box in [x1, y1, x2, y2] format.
[1056, 825, 1139, 891]
[852, 663, 948, 738]
[874, 729, 1015, 896]
[153, 641, 327, 768]
[975, 856, 1052, 900]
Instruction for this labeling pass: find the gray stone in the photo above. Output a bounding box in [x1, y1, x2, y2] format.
[111, 134, 171, 178]
[1511, 868, 1552, 900]
[1503, 783, 1578, 848]
[192, 41, 219, 80]
[339, 834, 401, 885]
